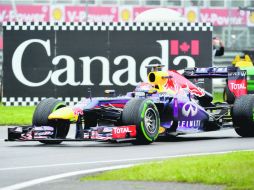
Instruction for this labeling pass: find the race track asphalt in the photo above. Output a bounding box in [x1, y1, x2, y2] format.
[0, 126, 254, 190]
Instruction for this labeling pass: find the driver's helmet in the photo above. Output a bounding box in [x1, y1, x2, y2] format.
[134, 82, 153, 92]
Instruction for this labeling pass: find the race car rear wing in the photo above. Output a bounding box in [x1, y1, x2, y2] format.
[183, 66, 238, 79]
[183, 66, 247, 98]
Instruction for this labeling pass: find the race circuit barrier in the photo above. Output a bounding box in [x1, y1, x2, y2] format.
[2, 22, 212, 106]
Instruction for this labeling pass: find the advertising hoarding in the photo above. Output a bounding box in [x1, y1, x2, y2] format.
[2, 22, 212, 105]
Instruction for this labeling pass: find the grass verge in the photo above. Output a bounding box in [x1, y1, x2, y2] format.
[81, 151, 254, 190]
[213, 91, 223, 102]
[0, 106, 35, 125]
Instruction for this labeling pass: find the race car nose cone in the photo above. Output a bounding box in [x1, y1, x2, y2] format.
[48, 107, 78, 121]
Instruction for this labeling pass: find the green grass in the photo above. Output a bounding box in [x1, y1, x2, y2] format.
[81, 151, 254, 190]
[213, 91, 223, 102]
[0, 105, 35, 125]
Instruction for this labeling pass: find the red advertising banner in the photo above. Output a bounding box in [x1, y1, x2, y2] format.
[65, 6, 118, 22]
[0, 5, 49, 22]
[0, 5, 11, 22]
[0, 5, 251, 26]
[200, 8, 246, 26]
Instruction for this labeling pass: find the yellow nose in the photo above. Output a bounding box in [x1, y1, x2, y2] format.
[48, 107, 78, 122]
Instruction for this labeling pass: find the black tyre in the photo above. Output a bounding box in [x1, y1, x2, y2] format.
[32, 98, 70, 144]
[122, 99, 160, 145]
[223, 85, 235, 104]
[232, 95, 254, 137]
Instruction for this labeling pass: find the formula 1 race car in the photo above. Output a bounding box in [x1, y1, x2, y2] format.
[6, 64, 254, 145]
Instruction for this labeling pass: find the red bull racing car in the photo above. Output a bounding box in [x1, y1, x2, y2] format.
[6, 65, 254, 145]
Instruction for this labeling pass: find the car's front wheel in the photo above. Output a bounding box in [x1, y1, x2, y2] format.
[32, 98, 70, 144]
[122, 99, 160, 145]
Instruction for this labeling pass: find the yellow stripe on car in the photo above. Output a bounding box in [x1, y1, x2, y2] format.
[159, 126, 166, 134]
[48, 107, 78, 122]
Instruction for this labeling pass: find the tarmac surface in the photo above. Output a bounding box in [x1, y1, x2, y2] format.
[24, 180, 225, 190]
[0, 126, 253, 190]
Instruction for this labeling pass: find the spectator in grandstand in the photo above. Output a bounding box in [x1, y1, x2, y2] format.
[213, 36, 224, 57]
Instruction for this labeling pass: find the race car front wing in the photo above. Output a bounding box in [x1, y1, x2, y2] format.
[6, 125, 137, 143]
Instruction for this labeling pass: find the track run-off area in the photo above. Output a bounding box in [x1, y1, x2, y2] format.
[1, 126, 254, 190]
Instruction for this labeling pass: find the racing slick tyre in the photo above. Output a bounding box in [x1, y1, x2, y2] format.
[32, 98, 70, 144]
[122, 99, 160, 145]
[223, 85, 235, 104]
[232, 95, 254, 137]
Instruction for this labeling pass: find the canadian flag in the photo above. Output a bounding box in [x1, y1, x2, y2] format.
[170, 40, 200, 56]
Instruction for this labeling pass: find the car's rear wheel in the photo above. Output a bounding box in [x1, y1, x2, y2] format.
[232, 95, 254, 137]
[32, 98, 70, 144]
[122, 99, 160, 145]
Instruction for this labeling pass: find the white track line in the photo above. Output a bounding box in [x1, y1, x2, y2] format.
[1, 149, 254, 172]
[1, 149, 254, 190]
[0, 164, 134, 190]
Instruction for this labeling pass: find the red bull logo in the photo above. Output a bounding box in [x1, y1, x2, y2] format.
[165, 70, 205, 97]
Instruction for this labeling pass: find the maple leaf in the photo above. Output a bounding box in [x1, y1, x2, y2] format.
[179, 42, 190, 53]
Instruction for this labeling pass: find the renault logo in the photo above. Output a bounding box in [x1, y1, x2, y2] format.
[182, 102, 198, 117]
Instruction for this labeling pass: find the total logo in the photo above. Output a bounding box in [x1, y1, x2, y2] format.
[230, 83, 246, 90]
[182, 102, 198, 117]
[113, 127, 132, 134]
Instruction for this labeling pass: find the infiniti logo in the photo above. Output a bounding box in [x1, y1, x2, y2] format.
[182, 102, 198, 117]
